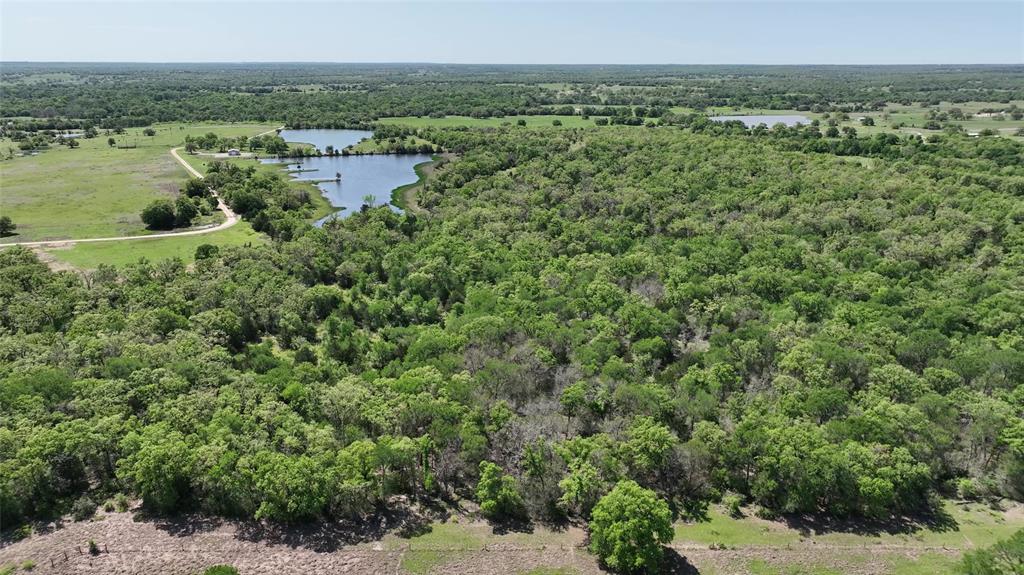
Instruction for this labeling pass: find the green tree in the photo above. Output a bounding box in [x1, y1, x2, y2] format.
[558, 460, 605, 518]
[140, 199, 176, 230]
[174, 196, 199, 227]
[117, 424, 193, 512]
[249, 452, 329, 522]
[589, 480, 673, 573]
[475, 461, 525, 519]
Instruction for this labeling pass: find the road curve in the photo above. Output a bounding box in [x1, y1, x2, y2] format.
[2, 145, 241, 246]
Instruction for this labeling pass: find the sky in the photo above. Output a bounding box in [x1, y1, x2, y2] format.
[1, 0, 1021, 65]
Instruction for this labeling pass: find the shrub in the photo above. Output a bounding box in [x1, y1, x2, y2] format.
[203, 566, 240, 575]
[195, 244, 220, 260]
[0, 215, 15, 237]
[72, 496, 97, 521]
[113, 493, 130, 512]
[589, 480, 672, 573]
[956, 478, 981, 500]
[20, 560, 36, 571]
[12, 525, 32, 541]
[723, 494, 743, 518]
[88, 540, 100, 555]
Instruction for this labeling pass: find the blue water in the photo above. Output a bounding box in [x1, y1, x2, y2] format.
[264, 129, 431, 223]
[709, 115, 811, 127]
[278, 129, 372, 151]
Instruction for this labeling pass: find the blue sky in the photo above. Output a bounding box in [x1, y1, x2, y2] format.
[1, 1, 1021, 64]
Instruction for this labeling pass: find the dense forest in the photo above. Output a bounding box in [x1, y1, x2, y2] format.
[3, 63, 1023, 128]
[3, 124, 1023, 537]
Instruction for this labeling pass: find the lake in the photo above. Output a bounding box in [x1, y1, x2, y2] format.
[264, 129, 432, 223]
[709, 114, 811, 127]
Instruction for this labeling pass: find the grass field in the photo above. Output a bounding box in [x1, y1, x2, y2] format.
[0, 122, 276, 243]
[695, 101, 1024, 141]
[35, 149, 338, 270]
[41, 221, 266, 268]
[377, 115, 601, 129]
[350, 134, 435, 154]
[389, 499, 1021, 575]
[672, 499, 1022, 574]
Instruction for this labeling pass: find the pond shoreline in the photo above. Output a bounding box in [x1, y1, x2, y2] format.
[265, 129, 434, 222]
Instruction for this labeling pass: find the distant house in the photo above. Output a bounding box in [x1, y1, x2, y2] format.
[227, 148, 241, 156]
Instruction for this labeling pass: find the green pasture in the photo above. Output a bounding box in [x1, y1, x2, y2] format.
[0, 122, 276, 243]
[674, 500, 1021, 575]
[377, 115, 599, 129]
[696, 101, 1024, 140]
[42, 221, 266, 269]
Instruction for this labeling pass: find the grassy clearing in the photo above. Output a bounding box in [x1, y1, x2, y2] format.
[377, 115, 599, 129]
[888, 552, 959, 575]
[696, 101, 1024, 141]
[350, 134, 434, 154]
[0, 122, 276, 243]
[747, 559, 844, 575]
[390, 155, 439, 211]
[389, 521, 486, 575]
[41, 221, 265, 269]
[673, 500, 1021, 575]
[385, 519, 575, 575]
[675, 500, 1020, 548]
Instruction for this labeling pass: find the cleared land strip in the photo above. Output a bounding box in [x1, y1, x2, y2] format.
[0, 509, 976, 575]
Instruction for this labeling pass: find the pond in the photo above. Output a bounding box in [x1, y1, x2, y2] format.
[263, 129, 432, 224]
[709, 114, 811, 127]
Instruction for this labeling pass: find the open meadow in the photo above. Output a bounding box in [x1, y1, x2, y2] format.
[378, 115, 602, 129]
[0, 122, 276, 243]
[698, 100, 1024, 140]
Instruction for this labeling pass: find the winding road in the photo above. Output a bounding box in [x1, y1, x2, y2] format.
[1, 127, 282, 248]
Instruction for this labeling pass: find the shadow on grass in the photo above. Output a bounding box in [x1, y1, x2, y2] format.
[779, 500, 959, 538]
[662, 548, 703, 574]
[136, 511, 224, 538]
[488, 515, 536, 536]
[142, 503, 441, 553]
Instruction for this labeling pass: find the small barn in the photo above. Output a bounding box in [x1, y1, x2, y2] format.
[227, 148, 241, 156]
